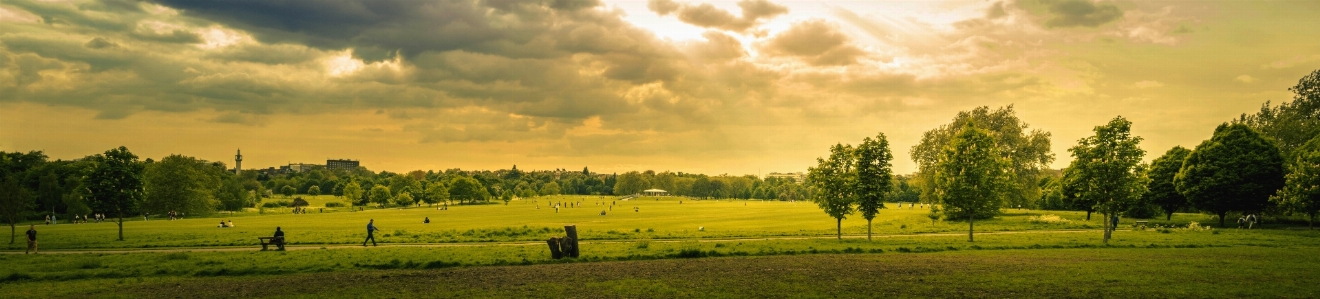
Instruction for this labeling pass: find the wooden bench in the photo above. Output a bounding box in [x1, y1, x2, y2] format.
[259, 237, 285, 251]
[1134, 221, 1149, 229]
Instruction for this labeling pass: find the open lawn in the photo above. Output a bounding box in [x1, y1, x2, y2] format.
[2, 196, 1228, 250]
[2, 196, 1317, 297]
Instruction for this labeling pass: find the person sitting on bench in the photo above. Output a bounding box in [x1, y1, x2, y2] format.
[271, 227, 285, 250]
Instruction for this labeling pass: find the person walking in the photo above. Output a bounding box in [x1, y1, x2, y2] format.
[362, 219, 380, 246]
[25, 225, 37, 254]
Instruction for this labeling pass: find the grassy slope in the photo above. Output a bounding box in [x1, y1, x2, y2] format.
[4, 246, 1318, 298]
[3, 195, 1222, 250]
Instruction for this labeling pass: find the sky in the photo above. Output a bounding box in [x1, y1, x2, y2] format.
[1, 0, 1319, 176]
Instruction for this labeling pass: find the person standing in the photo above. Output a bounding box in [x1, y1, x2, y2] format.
[363, 219, 380, 246]
[25, 225, 37, 254]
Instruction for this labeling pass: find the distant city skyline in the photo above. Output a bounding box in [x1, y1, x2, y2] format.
[2, 0, 1319, 176]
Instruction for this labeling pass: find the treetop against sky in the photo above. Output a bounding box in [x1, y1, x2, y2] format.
[1, 0, 1318, 175]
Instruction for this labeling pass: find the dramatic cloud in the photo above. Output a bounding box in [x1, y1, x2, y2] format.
[760, 20, 866, 66]
[2, 0, 1319, 176]
[647, 0, 787, 32]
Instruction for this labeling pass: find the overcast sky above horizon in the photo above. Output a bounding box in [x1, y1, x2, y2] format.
[2, 0, 1318, 176]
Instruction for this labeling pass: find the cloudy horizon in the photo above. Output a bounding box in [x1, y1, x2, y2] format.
[2, 0, 1318, 175]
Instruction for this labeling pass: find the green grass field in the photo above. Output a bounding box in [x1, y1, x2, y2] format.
[2, 195, 1317, 297]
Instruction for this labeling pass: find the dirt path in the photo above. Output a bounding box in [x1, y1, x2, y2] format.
[0, 229, 1107, 255]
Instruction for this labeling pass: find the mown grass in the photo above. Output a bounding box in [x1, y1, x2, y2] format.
[2, 195, 1226, 250]
[4, 245, 1318, 298]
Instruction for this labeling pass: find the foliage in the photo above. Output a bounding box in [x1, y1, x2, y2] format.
[368, 185, 392, 207]
[853, 133, 894, 240]
[85, 146, 145, 241]
[143, 155, 220, 216]
[341, 181, 364, 207]
[1147, 146, 1192, 220]
[447, 176, 489, 204]
[1273, 135, 1320, 228]
[1060, 116, 1147, 242]
[0, 175, 33, 244]
[933, 124, 1012, 241]
[807, 143, 856, 239]
[308, 185, 321, 197]
[394, 192, 415, 207]
[911, 106, 1053, 208]
[422, 183, 448, 206]
[290, 197, 310, 207]
[1235, 68, 1320, 157]
[281, 185, 295, 198]
[614, 171, 649, 195]
[540, 181, 561, 196]
[1176, 123, 1285, 227]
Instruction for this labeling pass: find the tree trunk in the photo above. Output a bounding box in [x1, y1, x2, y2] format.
[1166, 212, 1173, 221]
[117, 216, 124, 241]
[1102, 213, 1110, 244]
[836, 218, 842, 240]
[1218, 212, 1226, 227]
[1086, 211, 1092, 221]
[1310, 213, 1314, 230]
[968, 214, 974, 242]
[9, 224, 13, 244]
[867, 219, 872, 241]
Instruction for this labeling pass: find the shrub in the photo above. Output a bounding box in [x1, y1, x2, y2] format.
[324, 202, 345, 208]
[290, 197, 310, 207]
[262, 201, 290, 208]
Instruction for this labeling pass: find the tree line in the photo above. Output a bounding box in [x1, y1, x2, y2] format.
[803, 69, 1320, 242]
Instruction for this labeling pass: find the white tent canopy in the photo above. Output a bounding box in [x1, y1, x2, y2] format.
[642, 189, 669, 196]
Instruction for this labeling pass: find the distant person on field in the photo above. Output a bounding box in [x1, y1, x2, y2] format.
[45, 215, 51, 225]
[363, 219, 380, 246]
[1110, 215, 1119, 231]
[25, 225, 37, 254]
[424, 217, 430, 224]
[1237, 216, 1245, 229]
[228, 220, 234, 228]
[219, 221, 227, 228]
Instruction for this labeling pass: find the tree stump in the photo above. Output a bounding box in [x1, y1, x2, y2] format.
[564, 225, 580, 258]
[547, 237, 564, 259]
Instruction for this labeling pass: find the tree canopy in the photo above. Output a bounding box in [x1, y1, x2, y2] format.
[1060, 116, 1147, 243]
[85, 146, 145, 241]
[911, 105, 1053, 209]
[853, 133, 893, 241]
[933, 124, 1012, 242]
[1273, 135, 1320, 229]
[1147, 146, 1192, 220]
[807, 143, 855, 240]
[1176, 123, 1285, 227]
[1236, 69, 1320, 156]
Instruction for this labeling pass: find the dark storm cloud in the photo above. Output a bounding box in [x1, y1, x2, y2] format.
[647, 0, 787, 33]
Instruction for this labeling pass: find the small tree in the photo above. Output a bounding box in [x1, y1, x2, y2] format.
[541, 182, 561, 196]
[281, 185, 295, 198]
[0, 175, 34, 244]
[1062, 116, 1147, 244]
[1177, 123, 1286, 227]
[369, 185, 392, 208]
[394, 192, 415, 208]
[422, 183, 447, 206]
[501, 190, 513, 205]
[808, 143, 856, 240]
[85, 146, 145, 241]
[1147, 146, 1192, 220]
[933, 124, 1011, 242]
[308, 185, 321, 197]
[854, 133, 894, 241]
[927, 205, 941, 226]
[342, 181, 364, 208]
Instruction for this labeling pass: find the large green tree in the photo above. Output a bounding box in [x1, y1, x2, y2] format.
[1061, 116, 1147, 243]
[540, 181, 561, 196]
[911, 106, 1053, 208]
[807, 143, 856, 240]
[614, 171, 649, 195]
[448, 176, 488, 204]
[933, 124, 1012, 242]
[1273, 135, 1320, 229]
[1176, 123, 1286, 227]
[0, 175, 33, 244]
[143, 155, 219, 216]
[1147, 146, 1192, 220]
[86, 146, 145, 241]
[853, 133, 894, 241]
[423, 182, 448, 206]
[1236, 69, 1320, 157]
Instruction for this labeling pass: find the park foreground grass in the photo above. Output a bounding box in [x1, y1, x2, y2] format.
[2, 196, 1318, 297]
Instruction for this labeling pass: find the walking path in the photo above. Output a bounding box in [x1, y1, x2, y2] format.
[1, 229, 1105, 255]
